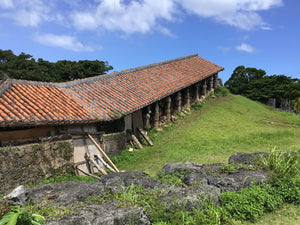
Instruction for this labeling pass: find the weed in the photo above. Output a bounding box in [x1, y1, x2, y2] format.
[220, 183, 283, 222]
[155, 171, 188, 187]
[0, 205, 45, 225]
[257, 148, 300, 180]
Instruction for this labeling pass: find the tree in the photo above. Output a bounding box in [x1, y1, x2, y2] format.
[224, 66, 266, 95]
[225, 65, 298, 105]
[0, 49, 113, 82]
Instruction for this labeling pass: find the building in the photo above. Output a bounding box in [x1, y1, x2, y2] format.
[0, 54, 223, 155]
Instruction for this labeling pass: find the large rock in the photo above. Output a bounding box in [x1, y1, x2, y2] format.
[160, 184, 220, 211]
[46, 201, 150, 225]
[28, 181, 105, 206]
[160, 161, 204, 174]
[206, 170, 269, 192]
[99, 171, 163, 193]
[4, 153, 273, 225]
[228, 152, 269, 165]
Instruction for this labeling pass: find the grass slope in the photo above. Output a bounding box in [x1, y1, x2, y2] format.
[114, 93, 300, 175]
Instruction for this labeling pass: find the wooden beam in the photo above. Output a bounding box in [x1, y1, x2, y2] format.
[131, 134, 143, 149]
[137, 128, 153, 146]
[87, 134, 120, 172]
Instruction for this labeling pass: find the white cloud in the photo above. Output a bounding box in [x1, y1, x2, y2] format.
[1, 0, 284, 32]
[1, 0, 14, 9]
[217, 46, 231, 53]
[1, 0, 61, 26]
[71, 0, 177, 34]
[236, 43, 255, 53]
[177, 0, 283, 30]
[0, 0, 284, 51]
[34, 33, 95, 52]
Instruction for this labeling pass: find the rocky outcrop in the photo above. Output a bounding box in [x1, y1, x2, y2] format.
[5, 152, 270, 224]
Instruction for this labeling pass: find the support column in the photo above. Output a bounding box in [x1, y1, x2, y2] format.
[166, 96, 171, 120]
[176, 91, 182, 112]
[195, 83, 200, 101]
[154, 102, 160, 127]
[185, 88, 190, 108]
[202, 80, 207, 96]
[213, 74, 219, 89]
[145, 106, 151, 129]
[210, 76, 214, 91]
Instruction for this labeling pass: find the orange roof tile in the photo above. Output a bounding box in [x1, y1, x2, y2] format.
[0, 54, 223, 127]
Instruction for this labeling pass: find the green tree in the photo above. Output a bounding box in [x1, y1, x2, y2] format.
[0, 49, 113, 82]
[224, 66, 266, 95]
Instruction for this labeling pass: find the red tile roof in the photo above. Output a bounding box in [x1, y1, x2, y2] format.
[0, 54, 223, 127]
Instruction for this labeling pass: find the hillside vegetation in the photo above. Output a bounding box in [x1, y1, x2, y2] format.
[114, 92, 300, 175]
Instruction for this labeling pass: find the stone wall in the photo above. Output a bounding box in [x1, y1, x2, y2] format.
[0, 140, 74, 194]
[102, 131, 127, 156]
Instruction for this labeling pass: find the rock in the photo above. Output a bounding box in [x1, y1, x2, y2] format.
[183, 173, 208, 186]
[228, 152, 269, 165]
[201, 163, 225, 175]
[160, 161, 204, 174]
[4, 155, 273, 224]
[6, 185, 28, 206]
[46, 201, 150, 225]
[28, 181, 105, 206]
[160, 184, 220, 211]
[206, 170, 269, 192]
[99, 171, 162, 193]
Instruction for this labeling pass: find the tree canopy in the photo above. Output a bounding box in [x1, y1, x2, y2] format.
[0, 49, 113, 82]
[225, 65, 299, 110]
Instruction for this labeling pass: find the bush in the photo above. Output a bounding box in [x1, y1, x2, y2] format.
[214, 87, 230, 96]
[220, 184, 283, 222]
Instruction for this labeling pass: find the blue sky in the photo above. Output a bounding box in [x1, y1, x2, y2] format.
[1, 0, 299, 82]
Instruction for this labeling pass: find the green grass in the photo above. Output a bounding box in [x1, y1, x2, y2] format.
[113, 93, 300, 175]
[241, 204, 300, 225]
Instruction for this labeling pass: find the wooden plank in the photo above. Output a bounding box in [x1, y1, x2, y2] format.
[88, 134, 120, 172]
[94, 154, 116, 173]
[137, 128, 154, 146]
[60, 131, 105, 136]
[85, 145, 107, 175]
[0, 127, 54, 141]
[131, 134, 143, 149]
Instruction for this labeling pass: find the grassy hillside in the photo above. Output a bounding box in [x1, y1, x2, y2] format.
[114, 93, 300, 175]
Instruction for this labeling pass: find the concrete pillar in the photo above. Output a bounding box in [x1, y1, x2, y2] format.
[210, 76, 214, 91]
[154, 102, 160, 127]
[185, 88, 190, 108]
[145, 106, 151, 129]
[176, 91, 182, 112]
[195, 83, 200, 101]
[202, 80, 207, 96]
[213, 74, 219, 89]
[166, 96, 171, 120]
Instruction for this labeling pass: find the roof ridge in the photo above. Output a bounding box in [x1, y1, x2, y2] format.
[1, 53, 199, 88]
[57, 53, 199, 87]
[0, 78, 13, 97]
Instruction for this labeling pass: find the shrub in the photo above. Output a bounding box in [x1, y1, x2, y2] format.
[257, 149, 300, 180]
[0, 205, 45, 225]
[220, 184, 283, 222]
